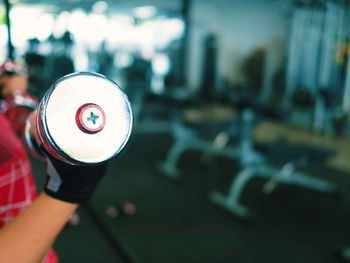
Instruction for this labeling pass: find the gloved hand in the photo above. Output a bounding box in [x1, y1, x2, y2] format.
[26, 109, 109, 203]
[44, 153, 109, 203]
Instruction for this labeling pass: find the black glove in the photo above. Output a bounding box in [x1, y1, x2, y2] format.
[44, 154, 109, 203]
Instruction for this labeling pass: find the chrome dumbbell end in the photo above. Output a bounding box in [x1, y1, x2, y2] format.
[23, 111, 46, 161]
[35, 72, 133, 165]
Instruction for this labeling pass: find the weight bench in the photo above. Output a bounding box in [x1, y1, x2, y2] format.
[159, 104, 342, 219]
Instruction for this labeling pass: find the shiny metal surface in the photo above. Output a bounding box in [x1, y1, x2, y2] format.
[37, 72, 133, 165]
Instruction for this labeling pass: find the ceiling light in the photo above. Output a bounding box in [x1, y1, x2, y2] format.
[132, 6, 156, 19]
[92, 1, 108, 13]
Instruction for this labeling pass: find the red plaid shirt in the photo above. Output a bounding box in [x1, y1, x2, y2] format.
[0, 113, 58, 262]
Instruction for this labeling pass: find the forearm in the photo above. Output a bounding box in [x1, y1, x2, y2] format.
[0, 192, 78, 263]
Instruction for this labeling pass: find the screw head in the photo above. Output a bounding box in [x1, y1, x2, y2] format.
[75, 103, 106, 134]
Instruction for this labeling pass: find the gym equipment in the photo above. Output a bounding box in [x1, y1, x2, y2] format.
[23, 111, 45, 161]
[124, 55, 152, 124]
[105, 201, 136, 219]
[199, 33, 218, 101]
[336, 247, 350, 262]
[1, 92, 39, 135]
[68, 212, 80, 226]
[106, 205, 120, 219]
[24, 38, 48, 99]
[208, 112, 340, 219]
[159, 98, 342, 219]
[27, 72, 133, 165]
[119, 201, 137, 216]
[157, 93, 278, 179]
[284, 1, 350, 135]
[41, 31, 76, 96]
[220, 108, 343, 219]
[158, 103, 241, 179]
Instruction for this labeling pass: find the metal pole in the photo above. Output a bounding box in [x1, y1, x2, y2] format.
[180, 0, 191, 86]
[3, 0, 14, 59]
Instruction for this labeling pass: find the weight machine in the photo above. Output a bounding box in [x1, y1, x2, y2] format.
[284, 0, 350, 135]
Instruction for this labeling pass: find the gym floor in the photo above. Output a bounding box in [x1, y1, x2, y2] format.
[30, 128, 350, 263]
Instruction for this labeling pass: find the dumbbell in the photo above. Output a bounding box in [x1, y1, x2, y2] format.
[25, 72, 133, 165]
[1, 92, 39, 135]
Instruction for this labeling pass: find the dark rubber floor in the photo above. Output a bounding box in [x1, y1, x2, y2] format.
[31, 132, 350, 263]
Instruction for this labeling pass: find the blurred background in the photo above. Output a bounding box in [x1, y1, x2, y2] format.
[2, 0, 350, 262]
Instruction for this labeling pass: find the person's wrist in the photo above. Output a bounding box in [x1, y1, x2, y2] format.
[40, 192, 79, 208]
[44, 187, 88, 204]
[44, 156, 108, 204]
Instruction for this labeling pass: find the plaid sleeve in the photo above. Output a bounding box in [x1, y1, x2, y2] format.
[0, 148, 38, 227]
[0, 113, 58, 263]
